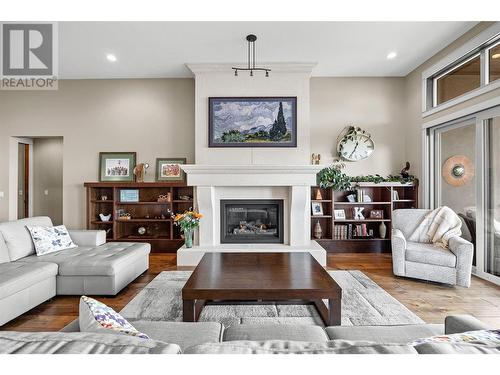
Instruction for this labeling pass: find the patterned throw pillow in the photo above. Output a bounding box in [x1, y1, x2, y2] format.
[79, 296, 150, 339]
[27, 225, 77, 256]
[412, 329, 500, 347]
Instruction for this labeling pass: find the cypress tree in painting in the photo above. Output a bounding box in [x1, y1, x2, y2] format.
[269, 101, 287, 141]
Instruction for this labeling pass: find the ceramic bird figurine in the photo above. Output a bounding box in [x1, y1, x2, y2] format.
[401, 162, 410, 178]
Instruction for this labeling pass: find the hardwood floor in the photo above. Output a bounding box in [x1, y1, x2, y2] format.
[2, 253, 500, 331]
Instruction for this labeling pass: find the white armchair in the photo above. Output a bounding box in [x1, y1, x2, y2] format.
[391, 209, 474, 287]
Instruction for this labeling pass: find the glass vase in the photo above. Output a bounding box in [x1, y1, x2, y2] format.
[184, 228, 193, 248]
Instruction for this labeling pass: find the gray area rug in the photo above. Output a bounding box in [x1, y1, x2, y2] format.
[120, 270, 423, 327]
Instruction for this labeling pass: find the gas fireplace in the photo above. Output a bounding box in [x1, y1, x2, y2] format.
[220, 199, 284, 244]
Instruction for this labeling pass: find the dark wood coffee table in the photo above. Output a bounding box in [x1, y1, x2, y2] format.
[182, 252, 342, 326]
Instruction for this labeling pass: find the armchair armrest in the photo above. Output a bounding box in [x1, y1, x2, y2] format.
[68, 230, 106, 247]
[445, 315, 490, 334]
[448, 236, 473, 287]
[391, 229, 407, 276]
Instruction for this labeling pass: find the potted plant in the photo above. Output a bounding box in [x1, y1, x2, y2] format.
[173, 210, 203, 248]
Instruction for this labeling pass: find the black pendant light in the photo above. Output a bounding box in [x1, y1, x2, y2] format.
[232, 34, 271, 77]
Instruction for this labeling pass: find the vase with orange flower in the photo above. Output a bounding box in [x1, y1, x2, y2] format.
[173, 209, 203, 248]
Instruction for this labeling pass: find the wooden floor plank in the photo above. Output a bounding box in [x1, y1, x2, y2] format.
[1, 253, 499, 331]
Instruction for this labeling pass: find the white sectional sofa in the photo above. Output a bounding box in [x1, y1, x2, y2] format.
[0, 217, 150, 326]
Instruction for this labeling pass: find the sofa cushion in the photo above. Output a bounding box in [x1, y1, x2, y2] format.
[224, 324, 328, 343]
[27, 225, 77, 256]
[184, 340, 418, 354]
[131, 321, 224, 351]
[0, 331, 181, 354]
[405, 242, 456, 268]
[79, 296, 149, 339]
[414, 342, 500, 354]
[0, 261, 58, 299]
[0, 232, 10, 264]
[20, 242, 150, 276]
[325, 324, 443, 344]
[0, 217, 53, 261]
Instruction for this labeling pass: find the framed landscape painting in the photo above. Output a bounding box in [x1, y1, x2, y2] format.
[155, 158, 186, 182]
[99, 152, 136, 182]
[209, 97, 297, 147]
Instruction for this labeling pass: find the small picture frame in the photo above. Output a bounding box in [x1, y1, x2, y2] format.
[120, 189, 139, 203]
[334, 209, 346, 220]
[99, 152, 136, 182]
[347, 194, 356, 203]
[311, 202, 324, 216]
[155, 158, 186, 182]
[370, 209, 384, 219]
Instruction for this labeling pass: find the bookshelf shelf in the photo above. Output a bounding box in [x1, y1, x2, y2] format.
[85, 182, 193, 253]
[310, 181, 418, 253]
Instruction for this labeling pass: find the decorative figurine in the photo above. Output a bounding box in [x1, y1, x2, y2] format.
[133, 163, 150, 183]
[314, 220, 323, 239]
[353, 207, 365, 220]
[401, 161, 411, 178]
[311, 153, 321, 165]
[99, 213, 111, 222]
[315, 188, 323, 200]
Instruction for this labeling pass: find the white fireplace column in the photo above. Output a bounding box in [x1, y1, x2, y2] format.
[289, 185, 311, 246]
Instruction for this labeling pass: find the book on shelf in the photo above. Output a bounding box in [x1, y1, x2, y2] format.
[334, 223, 374, 240]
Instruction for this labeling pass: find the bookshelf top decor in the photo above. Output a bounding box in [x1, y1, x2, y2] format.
[317, 161, 417, 191]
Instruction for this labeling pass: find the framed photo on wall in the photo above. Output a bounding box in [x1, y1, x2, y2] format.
[99, 152, 136, 182]
[155, 158, 186, 182]
[208, 97, 297, 148]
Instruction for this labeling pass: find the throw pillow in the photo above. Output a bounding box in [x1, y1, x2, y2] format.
[26, 225, 77, 256]
[412, 329, 500, 347]
[79, 296, 149, 339]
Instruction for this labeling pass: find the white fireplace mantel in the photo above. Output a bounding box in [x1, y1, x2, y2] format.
[177, 164, 326, 266]
[180, 164, 323, 187]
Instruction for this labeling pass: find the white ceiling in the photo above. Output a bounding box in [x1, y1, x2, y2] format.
[59, 22, 477, 79]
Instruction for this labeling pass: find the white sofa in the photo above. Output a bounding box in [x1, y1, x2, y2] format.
[0, 216, 150, 326]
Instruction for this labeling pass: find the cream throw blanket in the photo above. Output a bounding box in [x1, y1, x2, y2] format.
[408, 206, 462, 248]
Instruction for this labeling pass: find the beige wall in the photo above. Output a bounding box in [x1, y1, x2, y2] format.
[310, 77, 407, 176]
[404, 22, 499, 204]
[0, 78, 195, 228]
[33, 137, 64, 225]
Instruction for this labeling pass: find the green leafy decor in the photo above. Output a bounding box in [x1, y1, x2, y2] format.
[318, 166, 416, 191]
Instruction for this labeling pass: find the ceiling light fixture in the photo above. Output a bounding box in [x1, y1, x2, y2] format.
[106, 53, 117, 62]
[232, 34, 271, 77]
[492, 53, 500, 59]
[386, 51, 397, 60]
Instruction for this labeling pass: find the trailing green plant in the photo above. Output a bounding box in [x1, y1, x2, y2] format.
[318, 166, 416, 191]
[317, 164, 352, 191]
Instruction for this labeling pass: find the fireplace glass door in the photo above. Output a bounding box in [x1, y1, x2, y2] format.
[220, 200, 284, 244]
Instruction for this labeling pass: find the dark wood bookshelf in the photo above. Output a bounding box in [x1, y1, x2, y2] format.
[311, 181, 418, 253]
[85, 182, 194, 253]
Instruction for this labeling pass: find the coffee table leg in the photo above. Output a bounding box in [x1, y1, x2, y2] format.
[183, 299, 196, 322]
[328, 298, 341, 326]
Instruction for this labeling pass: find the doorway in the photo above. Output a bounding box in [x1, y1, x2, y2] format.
[17, 143, 30, 219]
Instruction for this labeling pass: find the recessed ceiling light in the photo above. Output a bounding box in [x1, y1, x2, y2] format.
[386, 52, 397, 60]
[492, 53, 500, 59]
[106, 53, 117, 62]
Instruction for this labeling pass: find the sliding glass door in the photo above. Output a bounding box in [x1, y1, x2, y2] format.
[486, 115, 500, 277]
[433, 120, 477, 260]
[427, 105, 500, 284]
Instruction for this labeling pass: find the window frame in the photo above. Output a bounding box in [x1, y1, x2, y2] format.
[432, 52, 482, 107]
[485, 38, 500, 85]
[422, 23, 500, 117]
